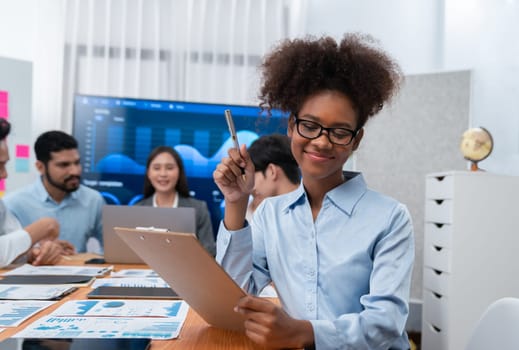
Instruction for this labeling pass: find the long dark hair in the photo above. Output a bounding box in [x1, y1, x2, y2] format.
[142, 146, 190, 199]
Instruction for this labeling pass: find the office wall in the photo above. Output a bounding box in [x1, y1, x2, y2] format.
[305, 0, 519, 177]
[0, 57, 33, 193]
[356, 70, 470, 300]
[0, 0, 37, 61]
[443, 0, 519, 175]
[0, 0, 65, 165]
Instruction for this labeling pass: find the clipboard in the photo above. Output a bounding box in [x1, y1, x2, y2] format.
[114, 227, 247, 331]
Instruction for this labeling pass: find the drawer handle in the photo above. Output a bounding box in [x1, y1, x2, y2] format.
[434, 223, 444, 228]
[433, 292, 443, 299]
[435, 176, 445, 182]
[433, 245, 443, 252]
[433, 269, 443, 275]
[431, 324, 442, 333]
[435, 199, 444, 205]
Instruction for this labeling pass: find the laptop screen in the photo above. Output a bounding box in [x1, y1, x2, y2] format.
[102, 205, 195, 264]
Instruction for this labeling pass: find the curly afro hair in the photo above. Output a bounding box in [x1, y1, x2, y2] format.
[258, 33, 403, 130]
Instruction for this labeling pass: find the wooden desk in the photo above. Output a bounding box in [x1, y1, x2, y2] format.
[0, 255, 267, 350]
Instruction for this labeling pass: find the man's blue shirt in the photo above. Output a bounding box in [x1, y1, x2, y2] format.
[4, 177, 104, 253]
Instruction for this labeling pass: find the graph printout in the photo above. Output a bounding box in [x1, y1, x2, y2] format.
[0, 285, 75, 300]
[110, 269, 159, 278]
[91, 277, 168, 289]
[0, 301, 56, 327]
[13, 316, 184, 339]
[13, 300, 189, 340]
[52, 300, 187, 318]
[2, 264, 113, 277]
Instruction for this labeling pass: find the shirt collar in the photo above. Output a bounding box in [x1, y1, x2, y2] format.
[152, 192, 179, 208]
[280, 171, 367, 216]
[327, 171, 367, 216]
[35, 176, 78, 203]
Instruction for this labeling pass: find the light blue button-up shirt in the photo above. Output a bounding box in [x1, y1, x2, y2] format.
[4, 177, 105, 253]
[217, 172, 414, 349]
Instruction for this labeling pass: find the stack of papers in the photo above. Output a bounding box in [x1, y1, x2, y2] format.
[92, 277, 169, 289]
[110, 269, 158, 278]
[0, 275, 94, 287]
[2, 264, 113, 277]
[0, 285, 76, 300]
[13, 299, 189, 339]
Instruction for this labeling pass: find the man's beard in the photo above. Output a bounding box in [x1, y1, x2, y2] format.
[45, 168, 80, 193]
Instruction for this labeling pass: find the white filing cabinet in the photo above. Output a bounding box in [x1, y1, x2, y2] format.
[422, 171, 519, 350]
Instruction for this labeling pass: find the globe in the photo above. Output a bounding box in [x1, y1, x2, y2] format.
[460, 127, 493, 170]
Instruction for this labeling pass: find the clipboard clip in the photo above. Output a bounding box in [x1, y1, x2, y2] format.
[135, 226, 170, 232]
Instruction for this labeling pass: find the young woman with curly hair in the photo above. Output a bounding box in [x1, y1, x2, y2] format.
[214, 34, 414, 350]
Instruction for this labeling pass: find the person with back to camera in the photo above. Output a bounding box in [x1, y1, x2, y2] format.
[0, 119, 63, 267]
[213, 33, 414, 349]
[135, 146, 216, 257]
[246, 133, 300, 220]
[4, 130, 104, 254]
[247, 133, 300, 298]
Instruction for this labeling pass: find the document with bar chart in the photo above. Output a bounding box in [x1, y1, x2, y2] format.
[13, 316, 184, 339]
[13, 300, 189, 339]
[0, 301, 56, 327]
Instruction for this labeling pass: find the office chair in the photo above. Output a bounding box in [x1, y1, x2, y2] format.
[465, 297, 519, 350]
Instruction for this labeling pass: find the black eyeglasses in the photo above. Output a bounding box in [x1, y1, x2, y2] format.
[294, 117, 358, 146]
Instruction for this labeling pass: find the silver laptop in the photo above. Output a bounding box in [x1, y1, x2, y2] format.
[102, 205, 196, 264]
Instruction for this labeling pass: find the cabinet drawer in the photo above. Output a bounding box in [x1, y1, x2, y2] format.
[423, 288, 449, 330]
[424, 223, 452, 249]
[423, 267, 450, 295]
[426, 174, 454, 199]
[425, 199, 453, 224]
[424, 244, 451, 272]
[422, 320, 448, 350]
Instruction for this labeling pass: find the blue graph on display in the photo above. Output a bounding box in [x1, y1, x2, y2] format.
[96, 130, 259, 177]
[73, 95, 288, 234]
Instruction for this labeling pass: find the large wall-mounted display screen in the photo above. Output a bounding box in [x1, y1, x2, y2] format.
[72, 94, 288, 233]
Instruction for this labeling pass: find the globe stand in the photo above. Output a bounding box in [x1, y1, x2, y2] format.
[470, 161, 480, 172]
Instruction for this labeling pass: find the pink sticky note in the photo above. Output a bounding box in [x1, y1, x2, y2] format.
[15, 144, 30, 158]
[0, 104, 7, 118]
[0, 91, 7, 103]
[0, 179, 5, 192]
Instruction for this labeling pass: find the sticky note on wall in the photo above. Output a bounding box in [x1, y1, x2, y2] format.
[16, 144, 30, 158]
[14, 144, 30, 173]
[0, 91, 10, 195]
[0, 91, 8, 118]
[15, 159, 30, 172]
